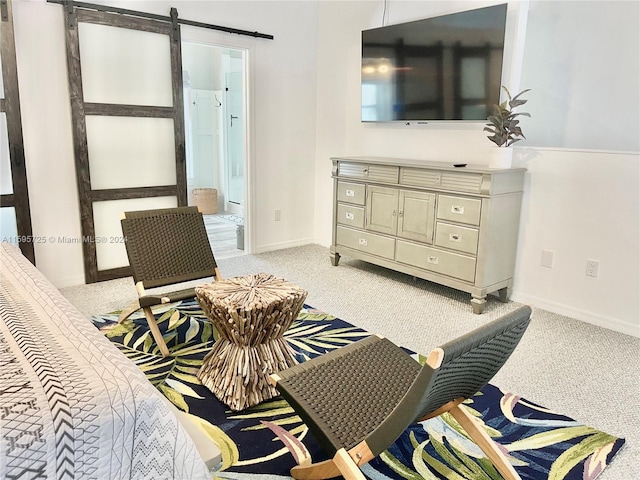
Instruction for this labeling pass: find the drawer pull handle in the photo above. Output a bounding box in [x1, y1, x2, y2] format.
[452, 205, 465, 214]
[427, 255, 439, 265]
[358, 238, 368, 246]
[346, 189, 355, 197]
[450, 233, 461, 242]
[345, 212, 355, 220]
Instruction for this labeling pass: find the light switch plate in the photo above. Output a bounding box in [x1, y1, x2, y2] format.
[541, 250, 554, 268]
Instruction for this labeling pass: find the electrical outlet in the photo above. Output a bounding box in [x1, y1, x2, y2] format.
[274, 209, 281, 222]
[586, 260, 599, 278]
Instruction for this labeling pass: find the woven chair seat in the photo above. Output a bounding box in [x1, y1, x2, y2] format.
[271, 305, 532, 480]
[276, 335, 420, 453]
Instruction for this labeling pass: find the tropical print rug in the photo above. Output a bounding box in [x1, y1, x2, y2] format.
[91, 299, 625, 480]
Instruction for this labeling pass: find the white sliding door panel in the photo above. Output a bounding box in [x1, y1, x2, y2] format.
[66, 6, 186, 282]
[79, 23, 173, 106]
[93, 196, 177, 270]
[0, 113, 11, 195]
[0, 207, 17, 241]
[1, 0, 34, 263]
[86, 116, 176, 189]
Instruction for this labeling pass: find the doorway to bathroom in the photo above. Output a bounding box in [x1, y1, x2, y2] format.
[182, 42, 247, 259]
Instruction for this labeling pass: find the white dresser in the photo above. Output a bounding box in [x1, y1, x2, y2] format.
[330, 156, 526, 314]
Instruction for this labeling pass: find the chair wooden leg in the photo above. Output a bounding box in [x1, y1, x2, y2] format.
[117, 299, 141, 323]
[142, 307, 170, 358]
[333, 448, 367, 480]
[290, 445, 370, 480]
[291, 458, 341, 480]
[450, 404, 522, 480]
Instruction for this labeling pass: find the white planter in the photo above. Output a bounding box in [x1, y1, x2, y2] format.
[489, 146, 513, 168]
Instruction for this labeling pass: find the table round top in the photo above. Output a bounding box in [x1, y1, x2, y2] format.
[195, 273, 307, 312]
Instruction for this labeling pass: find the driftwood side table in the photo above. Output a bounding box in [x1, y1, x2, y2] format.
[195, 273, 307, 411]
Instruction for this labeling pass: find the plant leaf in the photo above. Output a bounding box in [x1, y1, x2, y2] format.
[507, 425, 601, 452]
[185, 318, 200, 343]
[188, 414, 240, 471]
[548, 433, 618, 480]
[158, 384, 189, 411]
[379, 450, 424, 480]
[165, 378, 205, 399]
[511, 88, 531, 101]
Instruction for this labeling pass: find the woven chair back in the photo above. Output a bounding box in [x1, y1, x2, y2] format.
[121, 206, 218, 289]
[414, 305, 531, 420]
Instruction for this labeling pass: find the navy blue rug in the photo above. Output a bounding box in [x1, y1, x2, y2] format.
[92, 299, 625, 479]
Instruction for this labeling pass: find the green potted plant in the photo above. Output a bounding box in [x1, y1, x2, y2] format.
[484, 86, 531, 167]
[485, 86, 531, 146]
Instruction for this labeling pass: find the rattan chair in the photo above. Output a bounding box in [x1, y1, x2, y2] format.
[118, 206, 222, 357]
[270, 305, 532, 480]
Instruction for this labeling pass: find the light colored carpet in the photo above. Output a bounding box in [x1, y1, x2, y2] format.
[61, 244, 639, 479]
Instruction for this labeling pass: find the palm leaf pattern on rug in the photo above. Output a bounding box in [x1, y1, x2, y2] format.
[92, 300, 624, 479]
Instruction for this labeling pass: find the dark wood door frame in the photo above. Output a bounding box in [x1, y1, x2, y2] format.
[0, 0, 35, 264]
[64, 6, 187, 283]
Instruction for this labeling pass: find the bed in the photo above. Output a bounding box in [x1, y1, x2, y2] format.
[0, 243, 211, 479]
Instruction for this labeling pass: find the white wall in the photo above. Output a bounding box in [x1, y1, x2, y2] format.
[13, 1, 85, 287]
[512, 148, 639, 336]
[11, 0, 640, 336]
[519, 0, 639, 152]
[13, 0, 319, 286]
[313, 0, 639, 336]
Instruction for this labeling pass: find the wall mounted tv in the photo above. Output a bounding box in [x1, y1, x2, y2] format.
[361, 3, 508, 122]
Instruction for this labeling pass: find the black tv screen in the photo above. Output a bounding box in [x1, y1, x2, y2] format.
[361, 3, 508, 122]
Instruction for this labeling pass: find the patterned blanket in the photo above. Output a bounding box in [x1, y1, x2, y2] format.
[0, 244, 210, 480]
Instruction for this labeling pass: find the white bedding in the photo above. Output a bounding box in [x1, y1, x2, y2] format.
[0, 243, 210, 479]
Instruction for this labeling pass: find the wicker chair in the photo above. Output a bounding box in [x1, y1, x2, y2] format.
[118, 206, 222, 357]
[270, 305, 532, 480]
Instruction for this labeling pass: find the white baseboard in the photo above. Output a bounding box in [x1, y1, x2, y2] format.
[511, 292, 639, 338]
[254, 237, 315, 254]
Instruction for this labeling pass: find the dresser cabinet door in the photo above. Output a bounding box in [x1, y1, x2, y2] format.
[397, 190, 436, 244]
[366, 186, 399, 235]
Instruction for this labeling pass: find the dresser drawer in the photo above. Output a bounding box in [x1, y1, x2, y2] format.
[400, 168, 483, 193]
[396, 240, 476, 282]
[337, 203, 365, 229]
[336, 226, 395, 260]
[435, 222, 479, 255]
[437, 195, 481, 226]
[337, 181, 365, 205]
[339, 162, 399, 183]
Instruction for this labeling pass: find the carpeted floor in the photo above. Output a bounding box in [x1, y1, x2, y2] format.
[61, 244, 640, 479]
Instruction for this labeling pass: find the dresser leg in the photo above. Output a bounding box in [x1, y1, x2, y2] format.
[471, 296, 486, 314]
[330, 251, 341, 266]
[497, 287, 511, 303]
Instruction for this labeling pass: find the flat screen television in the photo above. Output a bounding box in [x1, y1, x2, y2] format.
[361, 3, 508, 122]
